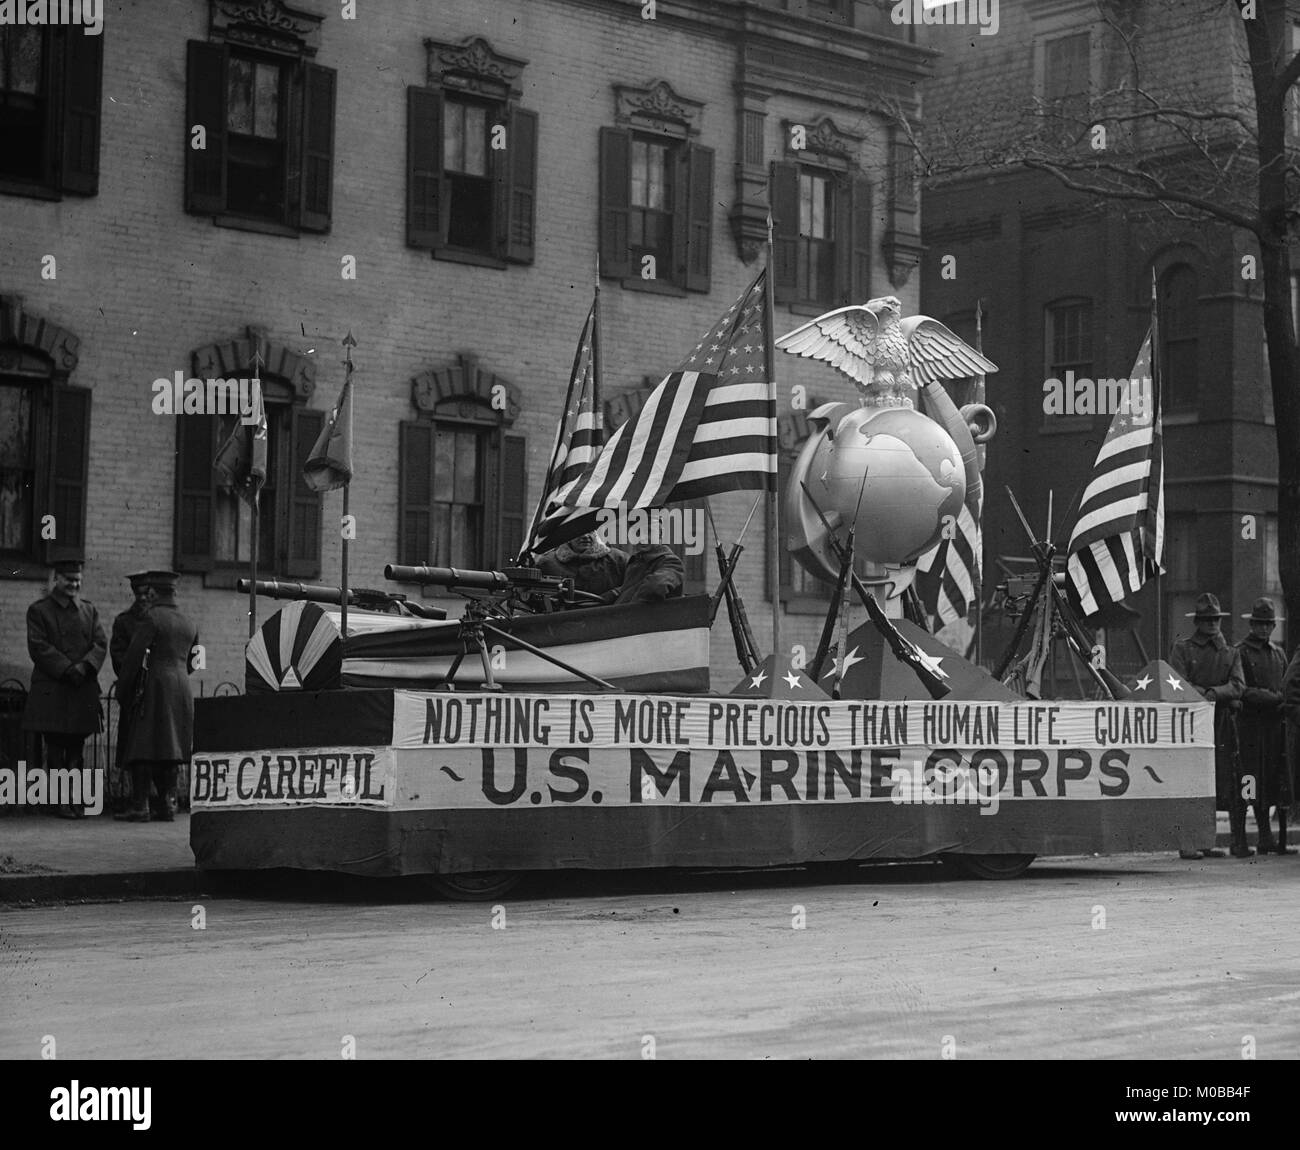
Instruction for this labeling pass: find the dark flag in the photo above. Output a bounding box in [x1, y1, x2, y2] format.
[303, 378, 353, 493]
[1066, 329, 1164, 616]
[213, 384, 268, 506]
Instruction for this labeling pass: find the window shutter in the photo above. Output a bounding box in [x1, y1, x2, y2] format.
[185, 41, 227, 215]
[47, 384, 90, 564]
[851, 175, 873, 303]
[769, 161, 800, 304]
[298, 63, 336, 233]
[286, 407, 324, 577]
[398, 421, 434, 565]
[599, 127, 632, 280]
[175, 412, 216, 572]
[406, 87, 447, 251]
[834, 174, 854, 305]
[59, 27, 103, 195]
[684, 144, 714, 293]
[500, 105, 538, 264]
[498, 433, 528, 564]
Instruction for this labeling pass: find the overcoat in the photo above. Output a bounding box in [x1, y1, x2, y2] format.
[119, 602, 199, 764]
[111, 603, 149, 764]
[1236, 634, 1291, 808]
[1283, 649, 1300, 806]
[22, 591, 107, 736]
[1170, 631, 1245, 807]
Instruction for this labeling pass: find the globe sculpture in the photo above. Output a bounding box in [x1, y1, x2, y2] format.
[777, 298, 998, 593]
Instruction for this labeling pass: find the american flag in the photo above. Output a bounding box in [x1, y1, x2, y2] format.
[1065, 328, 1164, 616]
[523, 300, 606, 557]
[915, 496, 981, 656]
[557, 271, 776, 516]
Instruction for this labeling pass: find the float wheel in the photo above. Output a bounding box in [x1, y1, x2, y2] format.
[943, 853, 1036, 880]
[422, 871, 522, 901]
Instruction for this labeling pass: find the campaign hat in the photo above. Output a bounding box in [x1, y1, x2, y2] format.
[1242, 597, 1283, 623]
[1185, 592, 1229, 618]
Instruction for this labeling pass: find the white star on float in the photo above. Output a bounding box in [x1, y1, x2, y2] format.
[783, 670, 803, 689]
[915, 650, 948, 680]
[1166, 674, 1183, 691]
[749, 669, 768, 689]
[1135, 674, 1152, 690]
[821, 646, 864, 680]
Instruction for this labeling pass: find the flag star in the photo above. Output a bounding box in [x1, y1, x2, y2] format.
[783, 670, 803, 689]
[744, 345, 755, 353]
[730, 366, 741, 375]
[1135, 674, 1152, 690]
[711, 344, 721, 351]
[728, 346, 741, 355]
[749, 669, 768, 689]
[1166, 674, 1183, 691]
[916, 650, 948, 680]
[704, 356, 715, 364]
[745, 364, 756, 373]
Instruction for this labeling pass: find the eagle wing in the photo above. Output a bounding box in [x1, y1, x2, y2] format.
[775, 305, 881, 390]
[901, 316, 998, 385]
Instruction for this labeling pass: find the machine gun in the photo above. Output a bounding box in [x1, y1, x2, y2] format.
[383, 563, 615, 691]
[237, 578, 446, 620]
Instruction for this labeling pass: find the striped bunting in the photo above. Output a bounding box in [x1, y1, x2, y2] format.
[245, 600, 343, 693]
[1066, 329, 1164, 617]
[554, 271, 776, 521]
[915, 497, 982, 656]
[524, 300, 607, 556]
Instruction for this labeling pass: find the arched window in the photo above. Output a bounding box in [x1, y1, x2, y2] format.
[1159, 264, 1198, 412]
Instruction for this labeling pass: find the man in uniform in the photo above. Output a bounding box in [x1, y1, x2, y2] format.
[1283, 643, 1300, 849]
[1235, 598, 1293, 854]
[1170, 592, 1248, 857]
[22, 553, 107, 818]
[115, 571, 199, 823]
[535, 532, 629, 603]
[110, 571, 153, 811]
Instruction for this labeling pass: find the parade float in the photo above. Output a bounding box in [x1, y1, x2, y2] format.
[191, 285, 1215, 898]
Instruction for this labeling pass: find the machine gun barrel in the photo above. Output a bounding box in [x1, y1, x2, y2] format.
[384, 564, 568, 594]
[238, 578, 371, 605]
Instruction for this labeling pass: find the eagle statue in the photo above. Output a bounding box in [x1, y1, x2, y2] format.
[774, 296, 1000, 592]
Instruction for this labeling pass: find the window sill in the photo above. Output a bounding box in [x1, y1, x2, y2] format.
[1163, 410, 1199, 426]
[617, 277, 689, 298]
[0, 559, 51, 582]
[213, 214, 300, 239]
[779, 594, 835, 616]
[0, 179, 61, 202]
[433, 248, 508, 271]
[785, 302, 836, 318]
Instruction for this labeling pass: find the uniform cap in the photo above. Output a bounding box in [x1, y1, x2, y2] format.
[1185, 591, 1229, 618]
[126, 570, 151, 588]
[143, 569, 180, 590]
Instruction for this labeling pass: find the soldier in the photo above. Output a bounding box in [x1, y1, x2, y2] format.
[110, 571, 153, 808]
[1235, 598, 1293, 854]
[1284, 644, 1300, 846]
[114, 571, 199, 823]
[21, 553, 107, 818]
[1169, 592, 1248, 858]
[535, 532, 629, 603]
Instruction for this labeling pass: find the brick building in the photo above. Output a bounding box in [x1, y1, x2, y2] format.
[916, 1, 1298, 675]
[0, 0, 934, 697]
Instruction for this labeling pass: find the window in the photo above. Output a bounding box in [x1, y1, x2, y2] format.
[399, 367, 527, 571]
[175, 380, 323, 581]
[1043, 298, 1093, 424]
[1043, 31, 1091, 107]
[0, 25, 102, 198]
[1159, 265, 1198, 412]
[599, 128, 712, 293]
[185, 17, 335, 234]
[771, 161, 871, 310]
[407, 37, 537, 266]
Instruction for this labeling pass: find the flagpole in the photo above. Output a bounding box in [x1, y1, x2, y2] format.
[248, 351, 263, 640]
[764, 210, 782, 660]
[593, 252, 604, 437]
[974, 298, 985, 666]
[1150, 269, 1162, 662]
[341, 332, 356, 640]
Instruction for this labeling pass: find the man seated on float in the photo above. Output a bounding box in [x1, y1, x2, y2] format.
[535, 533, 683, 607]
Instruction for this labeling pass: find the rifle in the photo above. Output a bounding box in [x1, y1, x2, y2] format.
[704, 500, 761, 674]
[800, 481, 951, 699]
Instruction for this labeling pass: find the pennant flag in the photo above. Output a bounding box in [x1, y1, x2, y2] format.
[552, 271, 776, 525]
[523, 300, 606, 557]
[915, 496, 982, 655]
[1066, 329, 1164, 617]
[730, 651, 832, 699]
[303, 377, 353, 492]
[213, 382, 268, 506]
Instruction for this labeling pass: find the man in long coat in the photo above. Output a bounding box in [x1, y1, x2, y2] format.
[22, 554, 107, 818]
[115, 571, 199, 823]
[1170, 592, 1247, 857]
[1235, 597, 1293, 854]
[1283, 645, 1300, 845]
[110, 571, 152, 806]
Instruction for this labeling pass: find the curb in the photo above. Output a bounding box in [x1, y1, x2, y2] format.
[0, 868, 209, 903]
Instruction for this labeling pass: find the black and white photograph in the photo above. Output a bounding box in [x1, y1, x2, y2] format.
[0, 0, 1297, 1098]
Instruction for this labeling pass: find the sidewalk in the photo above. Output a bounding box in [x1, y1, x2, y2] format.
[0, 809, 1287, 902]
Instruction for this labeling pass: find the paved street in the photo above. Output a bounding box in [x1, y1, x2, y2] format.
[3, 854, 1299, 1060]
